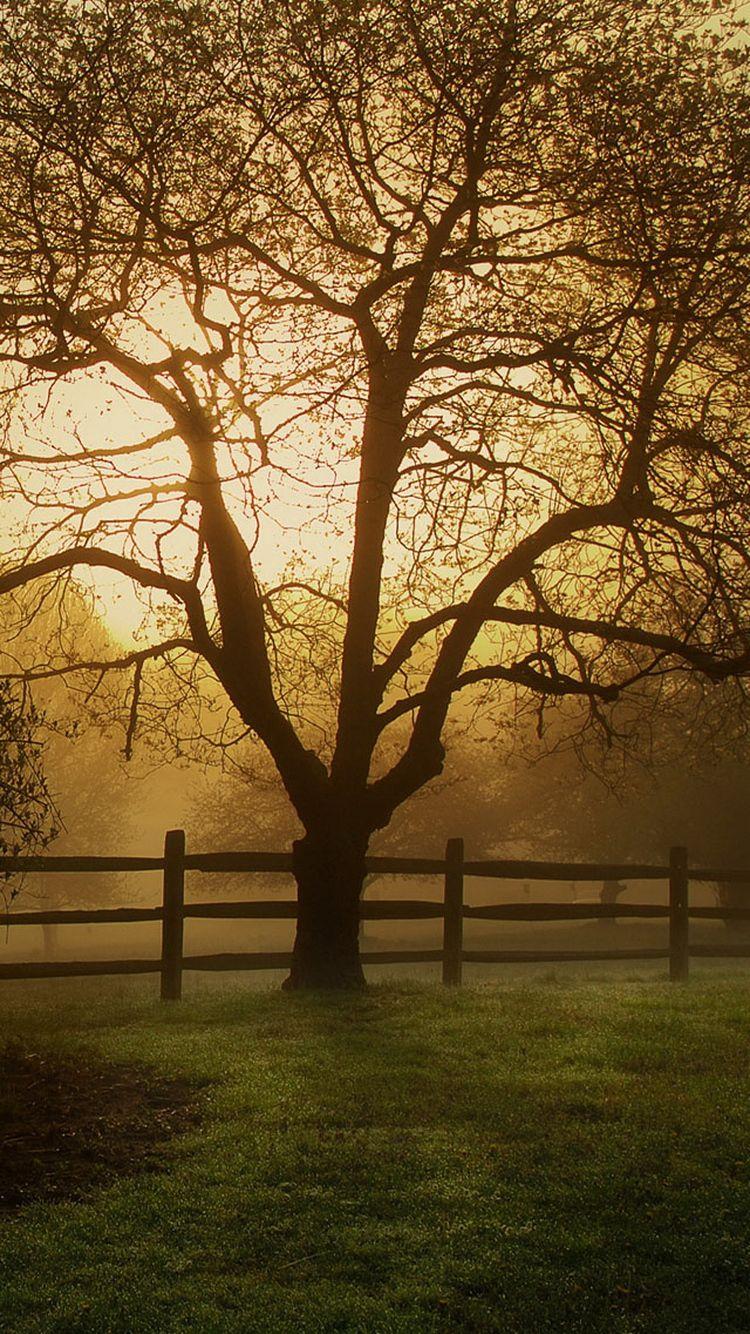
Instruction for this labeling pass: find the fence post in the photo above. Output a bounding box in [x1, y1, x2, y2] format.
[161, 829, 186, 1001]
[669, 845, 689, 982]
[442, 837, 464, 986]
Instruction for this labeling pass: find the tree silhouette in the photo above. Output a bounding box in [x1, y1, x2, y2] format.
[0, 682, 57, 905]
[0, 0, 748, 984]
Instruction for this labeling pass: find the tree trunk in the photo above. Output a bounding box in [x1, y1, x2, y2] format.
[716, 882, 750, 935]
[600, 879, 626, 926]
[283, 828, 368, 990]
[41, 923, 58, 958]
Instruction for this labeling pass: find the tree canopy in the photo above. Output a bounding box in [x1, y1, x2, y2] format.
[0, 0, 748, 982]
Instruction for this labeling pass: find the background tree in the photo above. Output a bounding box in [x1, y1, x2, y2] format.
[0, 585, 169, 954]
[26, 728, 144, 954]
[0, 680, 57, 908]
[0, 0, 748, 986]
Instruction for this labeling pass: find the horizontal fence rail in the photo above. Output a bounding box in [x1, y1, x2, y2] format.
[1, 832, 749, 997]
[2, 848, 750, 881]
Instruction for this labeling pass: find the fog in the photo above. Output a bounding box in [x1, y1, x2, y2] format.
[3, 671, 750, 992]
[1, 864, 733, 991]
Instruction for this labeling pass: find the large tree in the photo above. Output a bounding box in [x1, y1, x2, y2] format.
[0, 0, 748, 985]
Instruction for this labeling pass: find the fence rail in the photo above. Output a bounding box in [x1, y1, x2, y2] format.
[2, 832, 749, 998]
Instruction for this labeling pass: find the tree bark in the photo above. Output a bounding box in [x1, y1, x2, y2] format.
[283, 827, 369, 990]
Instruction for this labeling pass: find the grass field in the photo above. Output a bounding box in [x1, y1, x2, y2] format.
[1, 972, 749, 1332]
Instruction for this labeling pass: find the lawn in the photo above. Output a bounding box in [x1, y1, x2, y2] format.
[1, 973, 749, 1332]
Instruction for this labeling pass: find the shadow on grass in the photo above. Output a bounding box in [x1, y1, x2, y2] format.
[1, 977, 749, 1331]
[0, 1039, 206, 1211]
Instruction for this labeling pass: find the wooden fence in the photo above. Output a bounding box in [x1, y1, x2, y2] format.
[1, 832, 749, 999]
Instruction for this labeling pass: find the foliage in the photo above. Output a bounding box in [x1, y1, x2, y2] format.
[0, 680, 56, 894]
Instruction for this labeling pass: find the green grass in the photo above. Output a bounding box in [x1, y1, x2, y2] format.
[1, 973, 750, 1332]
